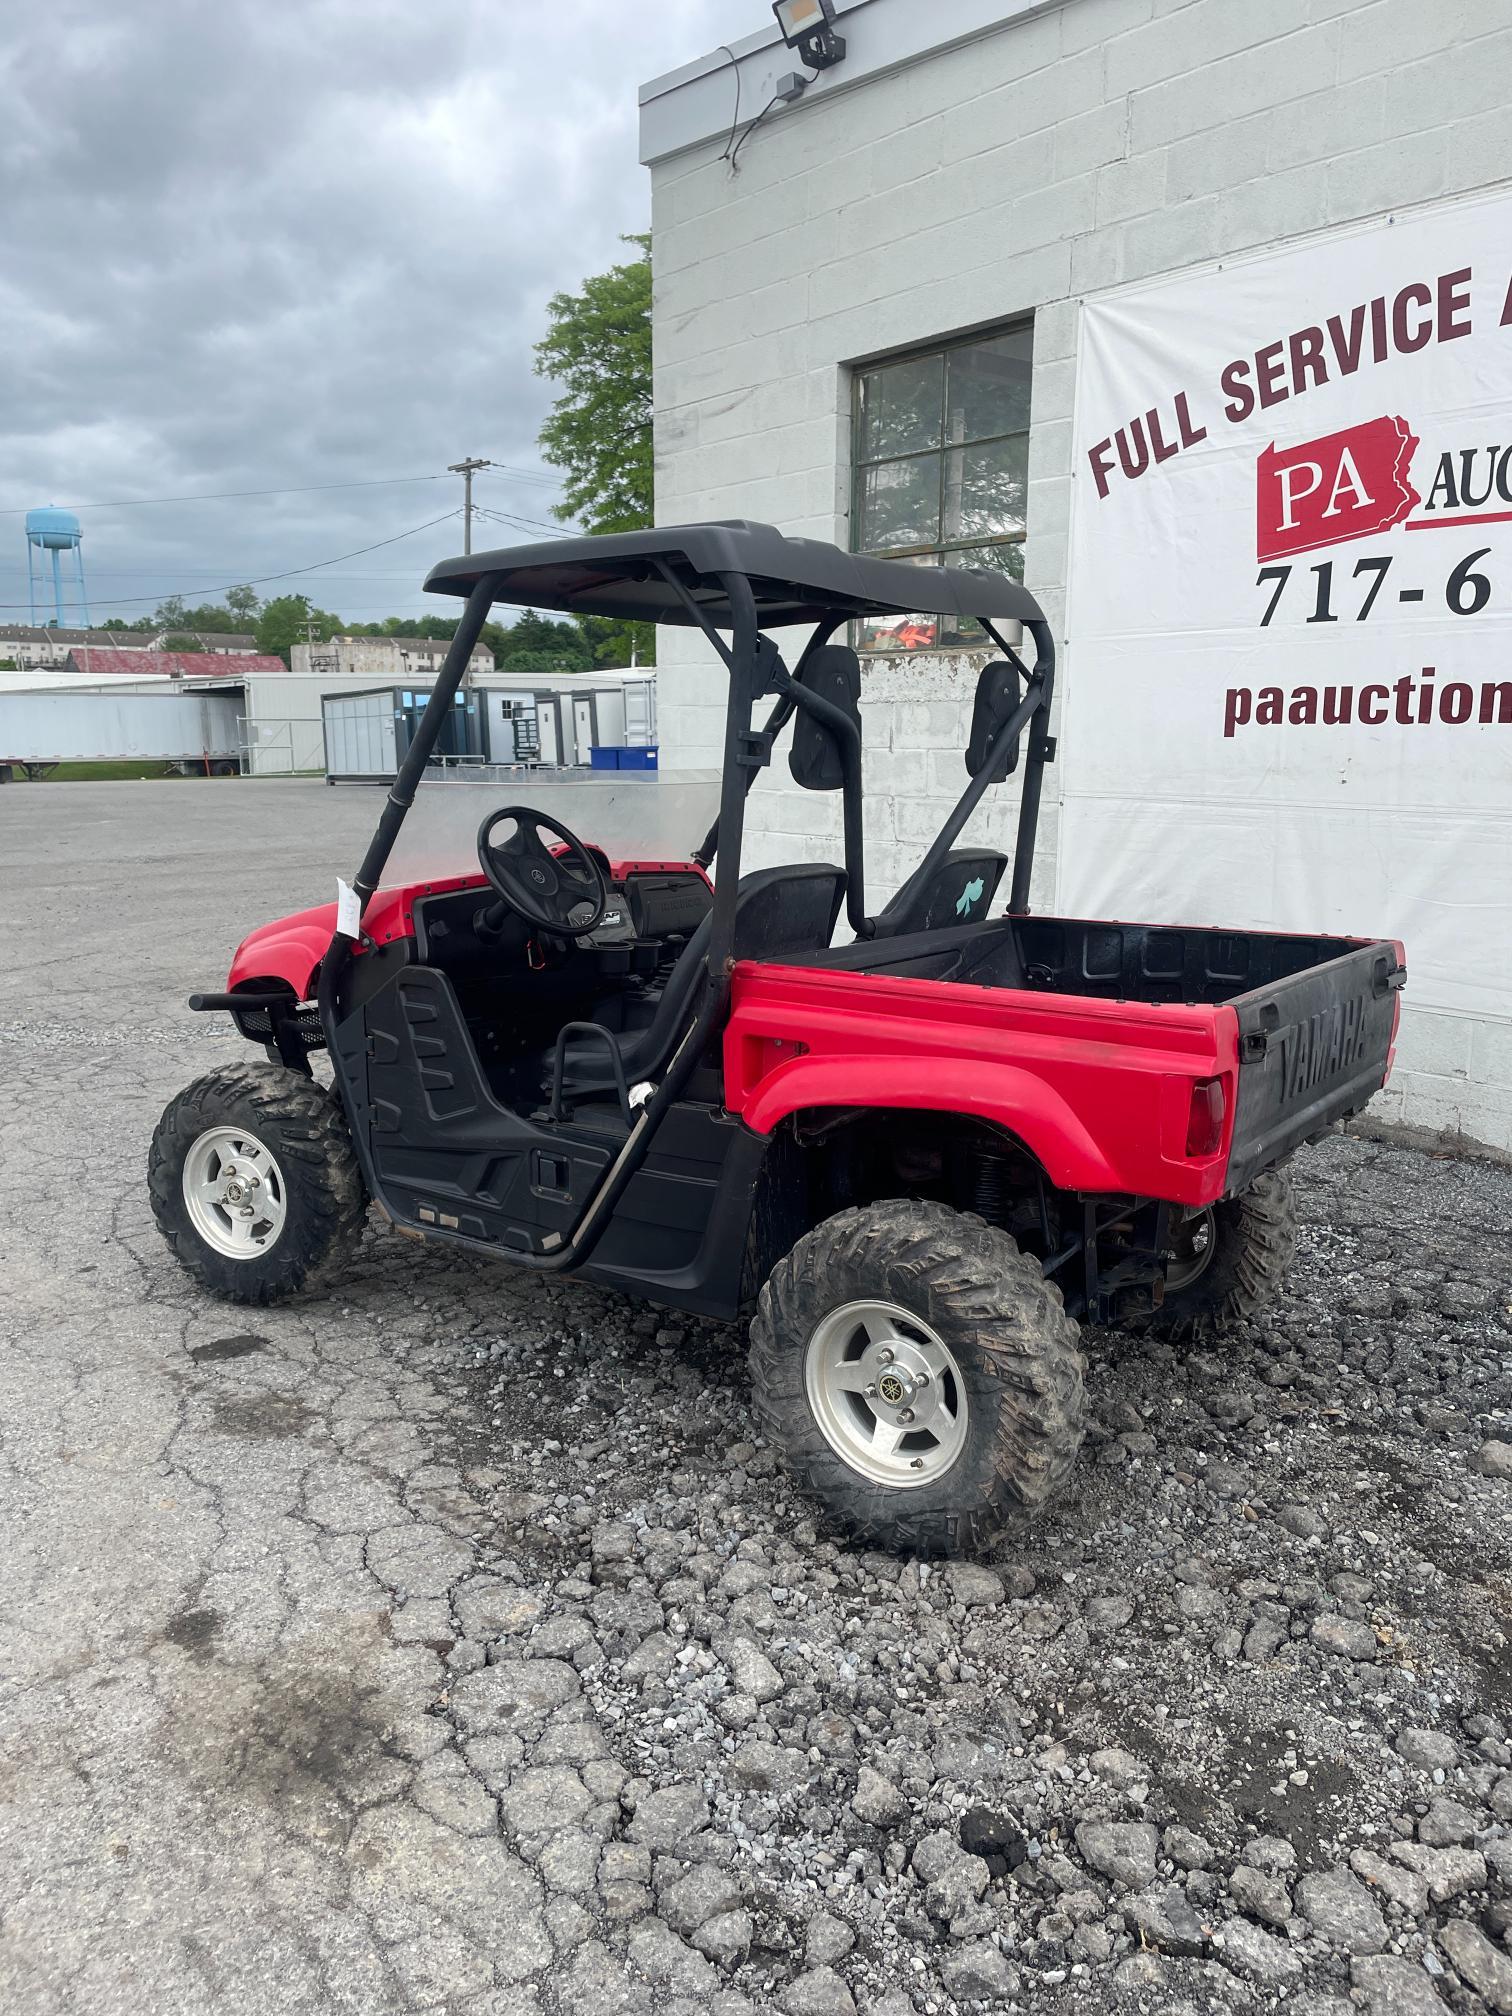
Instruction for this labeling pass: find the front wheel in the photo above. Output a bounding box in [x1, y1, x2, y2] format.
[1131, 1167, 1298, 1340]
[750, 1200, 1085, 1556]
[148, 1064, 367, 1304]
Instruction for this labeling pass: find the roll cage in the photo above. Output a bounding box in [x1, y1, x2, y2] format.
[314, 520, 1057, 1277]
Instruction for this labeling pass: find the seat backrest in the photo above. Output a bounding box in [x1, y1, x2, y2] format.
[873, 848, 1007, 938]
[730, 862, 848, 959]
[629, 862, 846, 1081]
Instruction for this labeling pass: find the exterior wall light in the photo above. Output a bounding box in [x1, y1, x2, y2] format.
[772, 0, 847, 71]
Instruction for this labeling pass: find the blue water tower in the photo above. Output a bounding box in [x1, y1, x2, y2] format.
[25, 506, 90, 628]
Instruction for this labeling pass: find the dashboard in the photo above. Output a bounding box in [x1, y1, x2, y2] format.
[412, 867, 711, 983]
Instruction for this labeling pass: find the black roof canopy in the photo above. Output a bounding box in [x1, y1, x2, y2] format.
[423, 521, 1043, 630]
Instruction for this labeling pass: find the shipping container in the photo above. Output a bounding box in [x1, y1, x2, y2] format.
[321, 686, 482, 783]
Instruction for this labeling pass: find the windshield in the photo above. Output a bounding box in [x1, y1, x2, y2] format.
[382, 772, 720, 886]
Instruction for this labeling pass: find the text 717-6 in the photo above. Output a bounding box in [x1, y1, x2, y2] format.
[1256, 549, 1492, 625]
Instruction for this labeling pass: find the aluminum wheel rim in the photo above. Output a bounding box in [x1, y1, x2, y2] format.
[1166, 1207, 1216, 1292]
[804, 1298, 969, 1489]
[182, 1124, 288, 1260]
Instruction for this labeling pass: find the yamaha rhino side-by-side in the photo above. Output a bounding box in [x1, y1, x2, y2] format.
[149, 523, 1404, 1554]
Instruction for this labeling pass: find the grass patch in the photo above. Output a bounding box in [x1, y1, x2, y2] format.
[1, 760, 242, 782]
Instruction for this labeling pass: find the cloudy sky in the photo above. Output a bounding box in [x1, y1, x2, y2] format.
[0, 0, 759, 627]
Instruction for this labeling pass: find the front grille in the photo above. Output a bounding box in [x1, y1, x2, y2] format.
[233, 1004, 326, 1049]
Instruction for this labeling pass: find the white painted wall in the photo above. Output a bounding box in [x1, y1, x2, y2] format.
[642, 0, 1512, 1150]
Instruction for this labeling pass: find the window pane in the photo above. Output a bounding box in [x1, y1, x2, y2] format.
[950, 538, 1026, 584]
[857, 353, 943, 460]
[857, 608, 942, 652]
[858, 452, 941, 551]
[937, 540, 1025, 643]
[854, 553, 941, 653]
[946, 328, 1033, 443]
[942, 435, 1027, 544]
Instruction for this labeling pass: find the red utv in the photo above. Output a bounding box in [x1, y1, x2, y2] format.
[149, 524, 1404, 1554]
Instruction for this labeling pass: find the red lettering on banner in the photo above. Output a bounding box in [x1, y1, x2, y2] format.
[1256, 416, 1420, 560]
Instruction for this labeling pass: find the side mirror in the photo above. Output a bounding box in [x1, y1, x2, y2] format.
[789, 645, 862, 791]
[966, 659, 1022, 781]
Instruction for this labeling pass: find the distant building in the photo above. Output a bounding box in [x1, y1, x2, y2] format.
[58, 649, 285, 682]
[0, 626, 258, 670]
[289, 635, 494, 683]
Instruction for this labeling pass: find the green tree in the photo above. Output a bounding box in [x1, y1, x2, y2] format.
[577, 614, 654, 672]
[182, 604, 240, 634]
[254, 594, 342, 665]
[534, 234, 652, 538]
[500, 608, 591, 674]
[153, 595, 191, 629]
[500, 648, 584, 680]
[224, 584, 260, 624]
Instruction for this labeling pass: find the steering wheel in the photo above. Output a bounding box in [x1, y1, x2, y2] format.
[476, 805, 608, 937]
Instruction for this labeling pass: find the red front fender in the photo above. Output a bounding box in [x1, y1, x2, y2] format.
[227, 901, 339, 1000]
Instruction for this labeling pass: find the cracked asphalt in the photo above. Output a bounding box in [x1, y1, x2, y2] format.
[3, 778, 1512, 2016]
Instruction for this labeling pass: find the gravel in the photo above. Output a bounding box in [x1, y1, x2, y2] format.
[1295, 1864, 1388, 1952]
[4, 782, 1512, 2015]
[1439, 1918, 1512, 2011]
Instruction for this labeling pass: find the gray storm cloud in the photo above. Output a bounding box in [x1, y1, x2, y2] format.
[0, 0, 757, 621]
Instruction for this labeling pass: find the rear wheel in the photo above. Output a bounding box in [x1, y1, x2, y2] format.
[1132, 1168, 1298, 1340]
[750, 1200, 1084, 1556]
[148, 1064, 366, 1304]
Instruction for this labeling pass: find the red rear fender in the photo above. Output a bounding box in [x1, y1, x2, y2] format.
[739, 1054, 1123, 1193]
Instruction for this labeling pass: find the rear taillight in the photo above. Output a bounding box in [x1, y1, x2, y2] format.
[1185, 1077, 1226, 1156]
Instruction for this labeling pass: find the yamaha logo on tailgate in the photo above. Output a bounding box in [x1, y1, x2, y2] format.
[1276, 991, 1374, 1107]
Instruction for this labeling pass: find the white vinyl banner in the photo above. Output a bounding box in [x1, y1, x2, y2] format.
[1061, 189, 1512, 1107]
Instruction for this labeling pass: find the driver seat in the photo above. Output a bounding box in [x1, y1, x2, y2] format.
[542, 862, 846, 1103]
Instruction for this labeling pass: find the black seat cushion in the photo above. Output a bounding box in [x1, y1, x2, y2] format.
[541, 862, 846, 1100]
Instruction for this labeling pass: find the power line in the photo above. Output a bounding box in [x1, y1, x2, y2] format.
[476, 463, 561, 489]
[0, 510, 462, 611]
[0, 472, 457, 516]
[472, 503, 579, 538]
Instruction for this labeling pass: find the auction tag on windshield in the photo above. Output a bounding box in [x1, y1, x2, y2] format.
[336, 878, 362, 938]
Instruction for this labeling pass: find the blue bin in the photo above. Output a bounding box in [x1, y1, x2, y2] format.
[589, 746, 620, 771]
[619, 745, 659, 772]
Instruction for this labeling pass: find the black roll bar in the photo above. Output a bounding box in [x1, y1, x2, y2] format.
[1008, 617, 1056, 913]
[766, 663, 870, 938]
[691, 614, 842, 870]
[352, 579, 497, 904]
[318, 577, 496, 1039]
[705, 571, 761, 982]
[882, 616, 1056, 927]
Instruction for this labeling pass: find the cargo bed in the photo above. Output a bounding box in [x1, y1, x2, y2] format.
[795, 912, 1406, 1195]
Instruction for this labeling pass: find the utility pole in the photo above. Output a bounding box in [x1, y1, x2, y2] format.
[448, 458, 492, 713]
[448, 457, 493, 554]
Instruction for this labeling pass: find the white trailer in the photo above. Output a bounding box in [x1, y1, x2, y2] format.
[0, 687, 242, 776]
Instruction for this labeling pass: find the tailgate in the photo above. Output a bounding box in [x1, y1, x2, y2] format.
[1227, 940, 1404, 1194]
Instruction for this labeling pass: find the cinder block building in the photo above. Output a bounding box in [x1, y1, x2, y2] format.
[640, 0, 1512, 1151]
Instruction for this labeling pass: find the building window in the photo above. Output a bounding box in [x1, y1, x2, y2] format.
[850, 322, 1032, 651]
